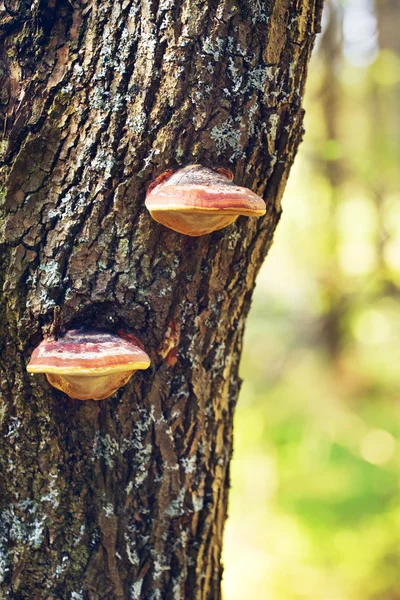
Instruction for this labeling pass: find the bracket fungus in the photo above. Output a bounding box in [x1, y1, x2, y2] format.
[145, 164, 266, 236]
[27, 329, 150, 401]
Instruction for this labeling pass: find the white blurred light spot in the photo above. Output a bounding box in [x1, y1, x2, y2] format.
[222, 539, 273, 600]
[361, 429, 396, 465]
[339, 241, 376, 275]
[337, 196, 377, 238]
[343, 0, 378, 67]
[353, 309, 390, 345]
[384, 238, 400, 271]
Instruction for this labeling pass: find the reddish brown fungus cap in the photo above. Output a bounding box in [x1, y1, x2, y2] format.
[27, 329, 150, 376]
[145, 165, 266, 217]
[145, 165, 267, 236]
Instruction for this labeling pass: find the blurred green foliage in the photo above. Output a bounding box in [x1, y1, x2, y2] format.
[222, 2, 400, 598]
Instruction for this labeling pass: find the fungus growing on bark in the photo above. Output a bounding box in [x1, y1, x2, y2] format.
[145, 164, 266, 236]
[27, 329, 150, 401]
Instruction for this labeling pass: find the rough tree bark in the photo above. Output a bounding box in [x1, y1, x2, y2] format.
[0, 1, 322, 598]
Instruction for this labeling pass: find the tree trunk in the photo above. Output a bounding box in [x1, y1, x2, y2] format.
[0, 1, 322, 598]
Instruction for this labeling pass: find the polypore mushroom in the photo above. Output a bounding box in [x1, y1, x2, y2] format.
[145, 164, 266, 236]
[27, 328, 150, 401]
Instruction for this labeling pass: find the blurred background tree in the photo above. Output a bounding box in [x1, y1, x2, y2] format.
[222, 0, 400, 598]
